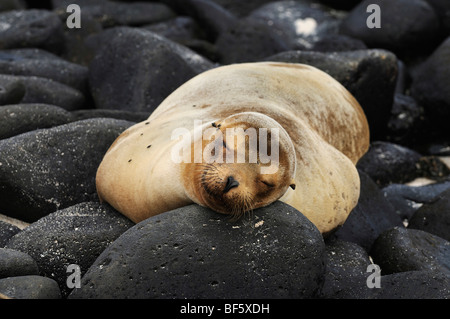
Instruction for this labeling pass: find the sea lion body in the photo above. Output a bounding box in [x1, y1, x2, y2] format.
[96, 62, 370, 233]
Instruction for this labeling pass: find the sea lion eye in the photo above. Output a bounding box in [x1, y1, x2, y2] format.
[261, 180, 275, 188]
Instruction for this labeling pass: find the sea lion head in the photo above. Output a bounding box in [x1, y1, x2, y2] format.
[182, 112, 296, 219]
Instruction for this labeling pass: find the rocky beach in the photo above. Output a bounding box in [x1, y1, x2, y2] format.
[0, 0, 449, 300]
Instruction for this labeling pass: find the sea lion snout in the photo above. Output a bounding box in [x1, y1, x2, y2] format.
[224, 176, 239, 193]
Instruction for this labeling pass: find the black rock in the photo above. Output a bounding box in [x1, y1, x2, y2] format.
[265, 49, 398, 140]
[373, 270, 450, 299]
[89, 27, 215, 113]
[356, 141, 423, 187]
[423, 0, 450, 35]
[0, 74, 85, 110]
[382, 180, 450, 220]
[248, 1, 343, 50]
[0, 9, 64, 53]
[59, 1, 175, 28]
[0, 118, 134, 222]
[408, 188, 450, 241]
[332, 171, 404, 251]
[0, 248, 39, 278]
[0, 49, 89, 93]
[306, 34, 367, 52]
[0, 104, 74, 140]
[69, 202, 326, 299]
[143, 16, 205, 44]
[0, 0, 26, 12]
[410, 37, 450, 138]
[370, 227, 450, 275]
[209, 0, 275, 18]
[319, 239, 373, 298]
[0, 221, 20, 248]
[182, 0, 238, 40]
[340, 0, 440, 56]
[71, 109, 148, 123]
[215, 17, 289, 64]
[0, 275, 61, 299]
[0, 74, 25, 105]
[6, 202, 134, 297]
[386, 94, 425, 146]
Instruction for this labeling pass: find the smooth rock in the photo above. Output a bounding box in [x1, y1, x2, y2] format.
[357, 142, 423, 187]
[408, 188, 450, 241]
[0, 9, 64, 53]
[386, 94, 425, 147]
[0, 275, 61, 299]
[6, 202, 134, 297]
[0, 74, 85, 110]
[265, 49, 398, 140]
[89, 27, 214, 113]
[249, 0, 343, 50]
[0, 50, 89, 93]
[0, 248, 39, 278]
[319, 239, 372, 298]
[370, 227, 450, 275]
[340, 0, 440, 56]
[69, 202, 326, 299]
[0, 74, 25, 105]
[0, 118, 134, 222]
[382, 180, 450, 220]
[331, 171, 404, 251]
[411, 37, 450, 138]
[0, 221, 20, 248]
[0, 104, 74, 140]
[215, 17, 289, 63]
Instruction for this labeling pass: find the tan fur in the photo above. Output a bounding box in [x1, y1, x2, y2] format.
[96, 62, 369, 233]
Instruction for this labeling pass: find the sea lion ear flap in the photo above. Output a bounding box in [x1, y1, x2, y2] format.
[290, 179, 296, 190]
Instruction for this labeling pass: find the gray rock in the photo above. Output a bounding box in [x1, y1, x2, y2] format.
[411, 37, 450, 137]
[6, 202, 134, 297]
[373, 270, 450, 299]
[319, 239, 372, 298]
[0, 118, 134, 222]
[0, 10, 64, 53]
[340, 0, 440, 55]
[356, 142, 423, 187]
[69, 202, 326, 299]
[0, 74, 25, 105]
[71, 109, 148, 123]
[0, 275, 61, 299]
[0, 74, 85, 111]
[0, 221, 20, 248]
[370, 227, 450, 275]
[332, 171, 404, 251]
[382, 180, 450, 220]
[0, 248, 39, 278]
[0, 50, 89, 93]
[265, 49, 398, 140]
[89, 27, 215, 113]
[0, 104, 74, 140]
[408, 188, 450, 241]
[215, 17, 289, 64]
[249, 1, 343, 50]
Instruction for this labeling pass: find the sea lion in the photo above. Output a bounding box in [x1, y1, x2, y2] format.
[96, 62, 370, 233]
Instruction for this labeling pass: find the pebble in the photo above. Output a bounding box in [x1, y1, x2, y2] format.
[69, 202, 325, 299]
[0, 221, 20, 247]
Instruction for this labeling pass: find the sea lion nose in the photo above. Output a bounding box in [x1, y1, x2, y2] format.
[224, 176, 239, 193]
